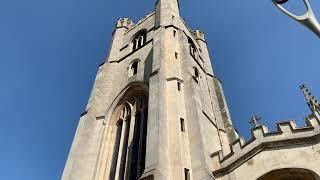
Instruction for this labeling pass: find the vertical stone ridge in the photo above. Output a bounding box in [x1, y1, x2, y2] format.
[155, 0, 180, 27]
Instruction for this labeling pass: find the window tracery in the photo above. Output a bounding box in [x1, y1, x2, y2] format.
[132, 30, 147, 51]
[109, 96, 148, 180]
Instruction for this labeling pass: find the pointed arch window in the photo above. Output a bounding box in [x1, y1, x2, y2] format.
[109, 95, 149, 180]
[129, 60, 139, 77]
[132, 30, 147, 52]
[109, 103, 131, 180]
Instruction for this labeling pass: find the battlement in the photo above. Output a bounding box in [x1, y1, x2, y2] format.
[115, 17, 134, 29]
[211, 113, 320, 176]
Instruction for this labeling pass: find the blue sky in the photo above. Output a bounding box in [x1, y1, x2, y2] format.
[0, 0, 319, 179]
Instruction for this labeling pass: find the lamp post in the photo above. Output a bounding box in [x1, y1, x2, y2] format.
[272, 0, 320, 38]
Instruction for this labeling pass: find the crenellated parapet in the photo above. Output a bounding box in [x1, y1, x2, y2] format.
[211, 84, 320, 177]
[115, 17, 134, 29]
[211, 114, 320, 177]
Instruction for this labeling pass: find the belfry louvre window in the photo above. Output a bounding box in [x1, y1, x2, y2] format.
[132, 30, 147, 51]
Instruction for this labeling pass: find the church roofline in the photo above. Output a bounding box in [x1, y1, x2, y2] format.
[123, 11, 155, 35]
[211, 114, 320, 177]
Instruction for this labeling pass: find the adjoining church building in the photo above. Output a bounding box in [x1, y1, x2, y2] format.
[62, 0, 320, 179]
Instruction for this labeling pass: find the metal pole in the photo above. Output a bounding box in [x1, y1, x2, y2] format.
[273, 0, 320, 38]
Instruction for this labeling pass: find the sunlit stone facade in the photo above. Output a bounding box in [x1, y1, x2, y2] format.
[62, 1, 320, 179]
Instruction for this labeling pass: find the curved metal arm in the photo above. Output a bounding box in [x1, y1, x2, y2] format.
[272, 0, 320, 38]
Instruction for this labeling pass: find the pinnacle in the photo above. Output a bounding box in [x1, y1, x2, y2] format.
[300, 84, 320, 113]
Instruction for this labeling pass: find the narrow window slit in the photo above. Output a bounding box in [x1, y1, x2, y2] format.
[180, 118, 185, 132]
[184, 168, 190, 180]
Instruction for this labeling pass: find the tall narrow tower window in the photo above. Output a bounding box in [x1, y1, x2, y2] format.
[109, 120, 123, 180]
[132, 39, 137, 51]
[138, 36, 143, 47]
[132, 30, 147, 51]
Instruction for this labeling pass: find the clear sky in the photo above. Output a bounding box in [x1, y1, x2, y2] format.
[0, 0, 319, 179]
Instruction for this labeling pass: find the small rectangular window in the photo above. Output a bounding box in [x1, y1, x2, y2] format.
[175, 52, 178, 59]
[177, 82, 181, 91]
[184, 168, 190, 180]
[180, 118, 185, 132]
[173, 30, 176, 37]
[172, 15, 175, 20]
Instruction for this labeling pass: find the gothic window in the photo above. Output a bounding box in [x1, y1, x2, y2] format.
[121, 105, 131, 119]
[109, 121, 123, 180]
[109, 103, 131, 180]
[109, 96, 148, 180]
[188, 37, 197, 58]
[129, 61, 139, 77]
[132, 30, 147, 52]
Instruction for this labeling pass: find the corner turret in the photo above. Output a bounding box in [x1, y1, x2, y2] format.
[105, 17, 134, 64]
[192, 30, 206, 42]
[115, 17, 134, 29]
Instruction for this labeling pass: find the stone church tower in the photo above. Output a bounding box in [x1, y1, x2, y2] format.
[62, 0, 320, 180]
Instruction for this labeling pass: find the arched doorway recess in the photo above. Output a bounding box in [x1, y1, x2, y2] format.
[258, 168, 320, 180]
